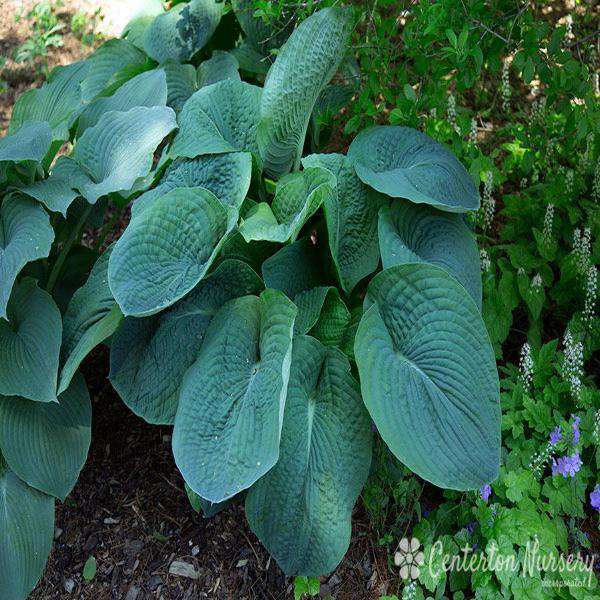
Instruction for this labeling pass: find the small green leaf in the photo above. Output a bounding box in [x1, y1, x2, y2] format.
[83, 555, 97, 582]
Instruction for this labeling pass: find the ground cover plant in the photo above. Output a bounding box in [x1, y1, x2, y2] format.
[0, 1, 506, 597]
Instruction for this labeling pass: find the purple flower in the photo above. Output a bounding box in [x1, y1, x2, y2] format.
[572, 414, 581, 445]
[465, 522, 476, 535]
[480, 484, 492, 502]
[591, 485, 600, 511]
[549, 426, 562, 446]
[552, 453, 583, 478]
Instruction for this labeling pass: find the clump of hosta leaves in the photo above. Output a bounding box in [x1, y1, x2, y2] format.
[0, 2, 500, 596]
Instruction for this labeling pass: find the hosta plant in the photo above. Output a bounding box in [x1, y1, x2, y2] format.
[0, 2, 500, 595]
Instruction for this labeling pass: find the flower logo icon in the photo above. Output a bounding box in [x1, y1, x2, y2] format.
[394, 537, 424, 580]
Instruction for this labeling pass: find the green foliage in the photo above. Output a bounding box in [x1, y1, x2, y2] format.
[8, 0, 599, 597]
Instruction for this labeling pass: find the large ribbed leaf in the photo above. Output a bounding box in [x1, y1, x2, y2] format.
[170, 79, 261, 159]
[246, 335, 371, 576]
[348, 126, 480, 212]
[197, 51, 240, 87]
[0, 122, 52, 163]
[0, 279, 61, 403]
[71, 105, 177, 204]
[302, 153, 386, 293]
[173, 289, 296, 502]
[143, 0, 223, 63]
[163, 61, 198, 111]
[132, 152, 252, 218]
[378, 201, 482, 308]
[76, 69, 168, 135]
[9, 61, 90, 141]
[19, 156, 91, 216]
[257, 8, 352, 178]
[0, 194, 54, 319]
[262, 236, 328, 299]
[239, 167, 334, 243]
[109, 187, 236, 317]
[294, 286, 350, 347]
[354, 264, 500, 490]
[80, 39, 147, 102]
[0, 373, 91, 500]
[59, 251, 121, 394]
[0, 461, 54, 600]
[110, 260, 263, 425]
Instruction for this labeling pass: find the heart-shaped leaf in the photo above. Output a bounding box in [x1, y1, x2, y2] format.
[197, 51, 240, 87]
[0, 279, 61, 403]
[109, 187, 236, 317]
[143, 0, 223, 63]
[0, 194, 54, 319]
[246, 335, 372, 576]
[132, 152, 252, 218]
[354, 264, 500, 490]
[71, 105, 177, 204]
[170, 79, 261, 159]
[0, 372, 91, 500]
[0, 122, 52, 163]
[348, 126, 480, 212]
[110, 260, 263, 425]
[163, 61, 198, 111]
[76, 69, 168, 135]
[378, 201, 482, 308]
[173, 289, 296, 502]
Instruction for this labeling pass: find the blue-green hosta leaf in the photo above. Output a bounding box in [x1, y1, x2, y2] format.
[348, 126, 480, 212]
[59, 251, 122, 394]
[9, 61, 90, 141]
[0, 194, 54, 319]
[262, 236, 328, 299]
[143, 0, 223, 64]
[0, 373, 91, 500]
[239, 167, 334, 243]
[246, 335, 372, 576]
[378, 201, 482, 308]
[19, 156, 91, 216]
[71, 105, 177, 204]
[197, 51, 241, 87]
[163, 61, 198, 112]
[170, 79, 261, 159]
[76, 69, 168, 135]
[132, 152, 252, 218]
[257, 8, 352, 178]
[294, 286, 350, 347]
[173, 289, 296, 502]
[0, 122, 52, 163]
[354, 264, 500, 490]
[110, 260, 263, 425]
[0, 279, 61, 403]
[302, 153, 386, 293]
[231, 0, 295, 55]
[0, 461, 54, 600]
[122, 0, 165, 49]
[80, 39, 147, 102]
[109, 187, 236, 317]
